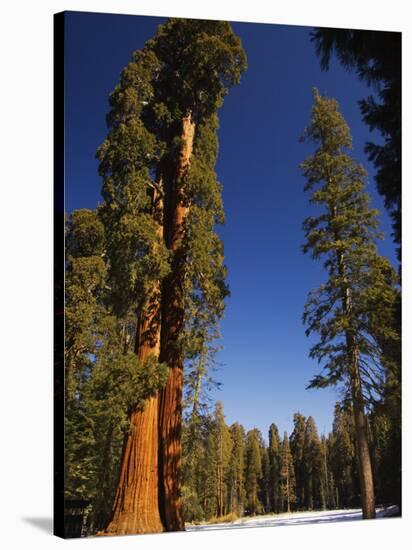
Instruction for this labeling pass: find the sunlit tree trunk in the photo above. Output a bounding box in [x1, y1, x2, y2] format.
[102, 188, 165, 535]
[336, 239, 376, 520]
[159, 112, 196, 531]
[350, 349, 376, 519]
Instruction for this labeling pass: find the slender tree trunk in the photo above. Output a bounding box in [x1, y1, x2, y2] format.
[350, 349, 376, 519]
[333, 204, 376, 520]
[159, 112, 196, 531]
[102, 188, 165, 536]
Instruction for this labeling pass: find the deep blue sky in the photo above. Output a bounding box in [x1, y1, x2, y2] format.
[65, 12, 396, 440]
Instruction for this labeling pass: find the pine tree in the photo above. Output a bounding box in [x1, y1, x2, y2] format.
[268, 423, 281, 513]
[259, 441, 271, 513]
[369, 295, 401, 509]
[325, 433, 338, 509]
[320, 435, 329, 510]
[302, 416, 323, 510]
[200, 417, 219, 520]
[213, 402, 233, 517]
[311, 29, 401, 259]
[185, 402, 232, 521]
[244, 429, 263, 516]
[181, 414, 205, 522]
[65, 209, 107, 402]
[313, 32, 402, 496]
[300, 89, 399, 519]
[280, 432, 296, 513]
[227, 423, 246, 516]
[64, 209, 108, 508]
[97, 19, 246, 534]
[289, 413, 306, 509]
[329, 403, 358, 508]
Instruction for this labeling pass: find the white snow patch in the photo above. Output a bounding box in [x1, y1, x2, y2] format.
[186, 506, 398, 531]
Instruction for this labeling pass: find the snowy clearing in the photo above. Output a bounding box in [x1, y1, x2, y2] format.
[186, 506, 399, 531]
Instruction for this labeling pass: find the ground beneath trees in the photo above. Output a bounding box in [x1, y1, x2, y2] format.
[186, 506, 399, 531]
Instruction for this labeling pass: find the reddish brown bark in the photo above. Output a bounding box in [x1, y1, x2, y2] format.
[158, 112, 196, 531]
[101, 188, 165, 536]
[103, 395, 163, 535]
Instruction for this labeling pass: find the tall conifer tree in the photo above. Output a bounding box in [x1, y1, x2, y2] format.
[245, 429, 263, 516]
[300, 89, 398, 519]
[228, 423, 246, 516]
[97, 19, 246, 534]
[268, 423, 281, 513]
[289, 413, 306, 509]
[330, 403, 358, 507]
[280, 432, 296, 513]
[302, 416, 323, 510]
[311, 30, 401, 258]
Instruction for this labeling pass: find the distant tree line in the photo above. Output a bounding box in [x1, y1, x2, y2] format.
[180, 400, 400, 524]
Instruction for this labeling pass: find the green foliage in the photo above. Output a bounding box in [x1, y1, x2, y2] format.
[268, 423, 281, 513]
[97, 47, 170, 318]
[67, 209, 105, 257]
[182, 401, 234, 522]
[180, 401, 400, 522]
[64, 208, 168, 531]
[300, 89, 399, 405]
[244, 429, 263, 515]
[319, 435, 330, 509]
[74, 18, 247, 532]
[280, 431, 296, 512]
[67, 18, 248, 532]
[182, 411, 206, 523]
[151, 19, 247, 120]
[302, 416, 323, 510]
[289, 413, 306, 509]
[227, 423, 246, 516]
[65, 210, 107, 399]
[97, 16, 246, 394]
[311, 29, 401, 253]
[329, 403, 358, 507]
[259, 443, 271, 513]
[369, 396, 401, 507]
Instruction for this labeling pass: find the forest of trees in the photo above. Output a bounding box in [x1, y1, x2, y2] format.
[179, 400, 399, 523]
[62, 18, 401, 537]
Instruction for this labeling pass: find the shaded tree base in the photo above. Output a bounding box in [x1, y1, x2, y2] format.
[97, 513, 166, 536]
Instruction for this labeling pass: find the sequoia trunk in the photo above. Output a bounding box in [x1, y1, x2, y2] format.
[102, 188, 165, 535]
[159, 112, 196, 531]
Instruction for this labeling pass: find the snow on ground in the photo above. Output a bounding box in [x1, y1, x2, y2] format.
[186, 506, 399, 531]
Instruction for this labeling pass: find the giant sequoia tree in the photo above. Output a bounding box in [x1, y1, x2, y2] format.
[300, 89, 399, 519]
[97, 19, 246, 535]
